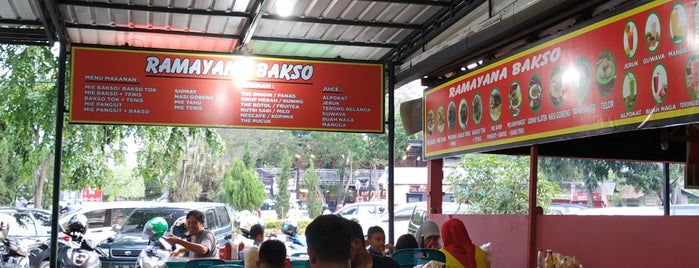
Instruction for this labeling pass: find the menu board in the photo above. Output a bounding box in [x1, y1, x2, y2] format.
[69, 47, 384, 133]
[424, 0, 699, 159]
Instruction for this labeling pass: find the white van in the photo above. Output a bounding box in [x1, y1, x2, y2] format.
[58, 201, 165, 243]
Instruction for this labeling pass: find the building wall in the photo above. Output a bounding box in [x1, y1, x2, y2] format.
[428, 213, 699, 267]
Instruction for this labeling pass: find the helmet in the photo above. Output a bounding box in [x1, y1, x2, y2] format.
[143, 217, 169, 241]
[68, 214, 88, 235]
[171, 216, 188, 238]
[281, 220, 298, 236]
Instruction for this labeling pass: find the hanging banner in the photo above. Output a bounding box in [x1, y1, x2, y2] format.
[69, 47, 384, 133]
[424, 0, 699, 159]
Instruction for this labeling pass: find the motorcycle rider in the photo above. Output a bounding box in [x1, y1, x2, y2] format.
[281, 220, 304, 247]
[1, 218, 30, 268]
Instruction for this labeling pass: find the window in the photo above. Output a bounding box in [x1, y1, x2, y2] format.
[410, 206, 426, 226]
[111, 208, 136, 226]
[205, 209, 218, 229]
[0, 213, 35, 236]
[85, 209, 106, 228]
[340, 207, 357, 216]
[32, 212, 52, 235]
[215, 206, 230, 227]
[358, 205, 375, 215]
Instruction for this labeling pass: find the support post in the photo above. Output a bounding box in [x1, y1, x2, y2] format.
[528, 145, 539, 268]
[664, 162, 670, 215]
[50, 41, 67, 268]
[387, 62, 396, 244]
[427, 159, 443, 215]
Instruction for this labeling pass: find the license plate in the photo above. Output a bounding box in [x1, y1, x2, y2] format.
[113, 265, 135, 268]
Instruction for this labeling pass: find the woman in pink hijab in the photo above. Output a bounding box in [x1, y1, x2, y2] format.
[439, 218, 489, 268]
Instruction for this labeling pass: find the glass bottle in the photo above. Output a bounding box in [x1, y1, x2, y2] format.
[544, 249, 556, 268]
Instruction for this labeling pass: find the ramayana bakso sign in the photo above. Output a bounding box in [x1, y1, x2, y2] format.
[70, 47, 384, 133]
[424, 0, 699, 159]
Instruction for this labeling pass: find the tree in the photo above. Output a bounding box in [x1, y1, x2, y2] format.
[217, 129, 299, 168]
[134, 126, 224, 202]
[0, 45, 130, 208]
[446, 154, 559, 214]
[539, 157, 622, 206]
[242, 143, 255, 168]
[103, 164, 145, 200]
[305, 161, 322, 218]
[220, 159, 265, 211]
[275, 149, 292, 219]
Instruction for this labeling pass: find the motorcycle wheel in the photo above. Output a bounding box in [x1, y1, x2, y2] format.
[39, 261, 50, 268]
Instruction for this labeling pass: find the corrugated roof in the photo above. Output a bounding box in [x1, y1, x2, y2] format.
[1, 0, 644, 84]
[1, 0, 483, 64]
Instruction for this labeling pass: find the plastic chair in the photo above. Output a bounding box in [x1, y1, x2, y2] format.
[184, 258, 227, 268]
[391, 249, 446, 268]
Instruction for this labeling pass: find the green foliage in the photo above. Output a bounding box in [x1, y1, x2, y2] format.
[275, 149, 292, 219]
[262, 219, 311, 235]
[103, 165, 145, 200]
[242, 143, 255, 168]
[0, 45, 135, 207]
[305, 161, 322, 218]
[221, 159, 266, 211]
[447, 154, 559, 214]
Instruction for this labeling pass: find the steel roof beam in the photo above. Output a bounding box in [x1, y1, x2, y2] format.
[0, 28, 47, 37]
[262, 14, 421, 29]
[358, 0, 452, 7]
[0, 39, 51, 46]
[57, 0, 249, 18]
[252, 36, 396, 48]
[65, 23, 241, 39]
[385, 0, 486, 62]
[0, 19, 44, 27]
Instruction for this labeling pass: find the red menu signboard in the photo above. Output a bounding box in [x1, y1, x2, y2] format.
[424, 0, 699, 159]
[69, 47, 384, 133]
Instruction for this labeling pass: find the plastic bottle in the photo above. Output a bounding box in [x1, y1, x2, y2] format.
[544, 249, 556, 268]
[536, 249, 545, 268]
[231, 242, 239, 260]
[238, 241, 245, 260]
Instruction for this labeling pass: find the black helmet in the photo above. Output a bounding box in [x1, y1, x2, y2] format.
[68, 214, 88, 236]
[281, 220, 298, 236]
[171, 216, 188, 238]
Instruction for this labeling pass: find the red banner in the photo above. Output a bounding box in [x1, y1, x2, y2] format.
[69, 47, 384, 133]
[81, 188, 102, 202]
[424, 0, 699, 159]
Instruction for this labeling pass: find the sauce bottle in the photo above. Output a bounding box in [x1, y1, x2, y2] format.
[544, 249, 556, 268]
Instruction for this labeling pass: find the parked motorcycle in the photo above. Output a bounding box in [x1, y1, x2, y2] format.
[136, 216, 191, 268]
[32, 214, 107, 268]
[0, 221, 30, 268]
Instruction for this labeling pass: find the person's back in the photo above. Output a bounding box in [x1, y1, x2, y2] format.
[416, 221, 441, 249]
[257, 240, 286, 268]
[305, 215, 351, 268]
[394, 234, 418, 250]
[439, 218, 489, 268]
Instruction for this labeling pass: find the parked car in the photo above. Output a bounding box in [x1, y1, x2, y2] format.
[546, 203, 589, 215]
[407, 202, 467, 235]
[0, 207, 52, 250]
[368, 202, 422, 238]
[99, 202, 234, 268]
[58, 201, 165, 243]
[334, 202, 386, 223]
